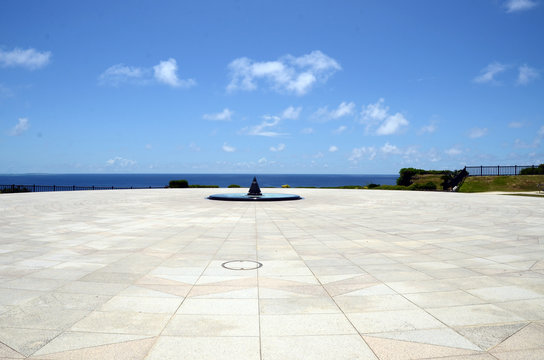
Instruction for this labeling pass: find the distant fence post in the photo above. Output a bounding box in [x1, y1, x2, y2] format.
[33, 184, 36, 192]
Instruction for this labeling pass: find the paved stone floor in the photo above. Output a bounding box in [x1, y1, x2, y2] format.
[0, 188, 543, 359]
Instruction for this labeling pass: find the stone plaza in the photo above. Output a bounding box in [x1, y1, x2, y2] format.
[0, 188, 543, 359]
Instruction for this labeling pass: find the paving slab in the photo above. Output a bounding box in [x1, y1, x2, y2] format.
[0, 188, 543, 359]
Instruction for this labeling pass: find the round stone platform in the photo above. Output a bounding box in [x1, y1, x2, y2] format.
[208, 193, 302, 201]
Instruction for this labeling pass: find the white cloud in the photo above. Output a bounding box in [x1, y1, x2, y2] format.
[242, 115, 286, 137]
[281, 106, 302, 120]
[10, 117, 30, 136]
[153, 58, 195, 88]
[301, 127, 314, 134]
[360, 98, 409, 135]
[314, 152, 324, 159]
[100, 58, 195, 88]
[106, 156, 136, 167]
[0, 48, 51, 70]
[505, 0, 538, 12]
[222, 143, 236, 152]
[189, 142, 201, 152]
[378, 142, 420, 159]
[313, 101, 355, 122]
[0, 83, 13, 98]
[270, 143, 286, 152]
[227, 50, 341, 95]
[445, 147, 462, 156]
[361, 98, 388, 121]
[517, 64, 540, 85]
[241, 107, 298, 137]
[99, 64, 146, 86]
[473, 62, 507, 84]
[145, 144, 152, 150]
[514, 139, 535, 149]
[258, 157, 267, 164]
[333, 125, 347, 134]
[380, 142, 401, 154]
[331, 102, 355, 118]
[509, 121, 524, 128]
[349, 146, 377, 162]
[329, 145, 338, 152]
[538, 125, 544, 136]
[468, 127, 488, 138]
[373, 142, 421, 159]
[419, 121, 437, 134]
[427, 148, 442, 162]
[203, 108, 233, 121]
[376, 113, 409, 135]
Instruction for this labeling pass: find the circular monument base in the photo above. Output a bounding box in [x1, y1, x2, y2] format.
[208, 193, 302, 201]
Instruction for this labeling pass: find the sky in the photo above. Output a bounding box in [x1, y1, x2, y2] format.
[1, 0, 543, 174]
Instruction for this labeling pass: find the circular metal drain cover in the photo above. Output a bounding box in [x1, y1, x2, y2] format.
[221, 260, 263, 270]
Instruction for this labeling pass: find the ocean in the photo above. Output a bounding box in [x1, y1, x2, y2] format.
[0, 173, 398, 188]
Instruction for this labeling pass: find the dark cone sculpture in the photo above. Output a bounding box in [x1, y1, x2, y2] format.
[247, 177, 262, 196]
[208, 177, 302, 201]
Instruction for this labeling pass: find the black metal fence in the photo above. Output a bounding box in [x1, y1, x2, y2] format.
[0, 184, 164, 193]
[465, 165, 535, 176]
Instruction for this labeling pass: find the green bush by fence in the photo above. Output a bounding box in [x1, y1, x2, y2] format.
[520, 164, 544, 175]
[169, 179, 189, 188]
[0, 185, 30, 194]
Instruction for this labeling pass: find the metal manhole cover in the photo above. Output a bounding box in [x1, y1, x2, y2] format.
[221, 260, 263, 270]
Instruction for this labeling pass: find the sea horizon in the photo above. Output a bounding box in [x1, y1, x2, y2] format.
[0, 173, 399, 188]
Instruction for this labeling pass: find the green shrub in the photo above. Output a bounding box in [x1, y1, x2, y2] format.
[169, 179, 189, 188]
[410, 182, 437, 191]
[520, 164, 544, 175]
[397, 167, 466, 190]
[367, 183, 380, 189]
[228, 184, 241, 188]
[281, 184, 290, 188]
[1, 186, 30, 194]
[397, 168, 426, 186]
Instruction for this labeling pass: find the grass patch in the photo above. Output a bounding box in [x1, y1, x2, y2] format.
[411, 174, 443, 188]
[459, 175, 544, 193]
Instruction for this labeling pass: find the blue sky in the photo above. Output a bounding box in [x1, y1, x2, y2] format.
[1, 0, 543, 174]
